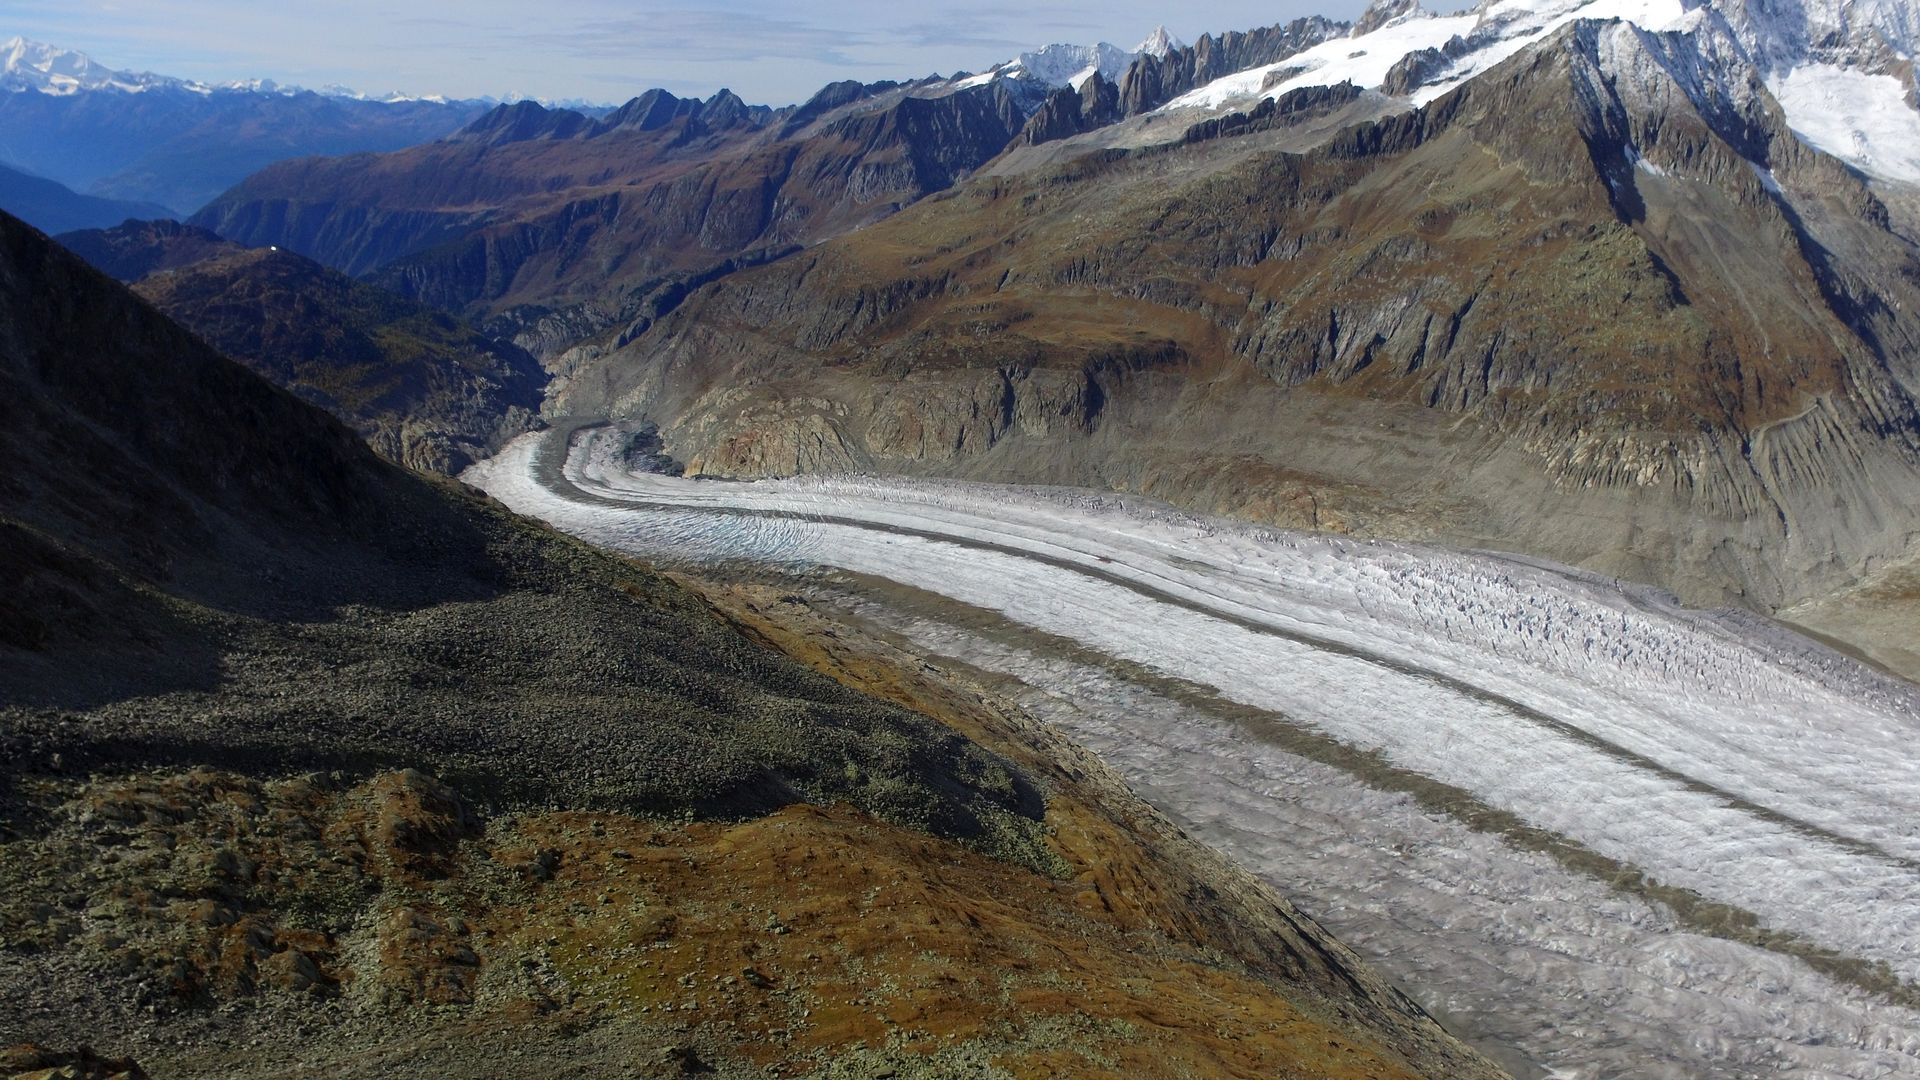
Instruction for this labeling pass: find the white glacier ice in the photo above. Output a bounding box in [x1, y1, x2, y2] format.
[468, 427, 1920, 1077]
[1769, 63, 1920, 183]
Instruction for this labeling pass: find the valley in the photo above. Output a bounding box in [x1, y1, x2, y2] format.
[11, 0, 1920, 1071]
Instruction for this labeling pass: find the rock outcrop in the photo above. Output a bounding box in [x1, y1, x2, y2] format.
[1114, 18, 1346, 116]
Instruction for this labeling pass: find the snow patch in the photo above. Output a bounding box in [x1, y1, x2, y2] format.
[1627, 145, 1666, 175]
[1168, 12, 1479, 109]
[1161, 0, 1688, 111]
[1769, 63, 1920, 184]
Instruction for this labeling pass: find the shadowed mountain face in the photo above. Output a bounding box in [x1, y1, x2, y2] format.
[58, 221, 546, 474]
[550, 21, 1920, 634]
[0, 206, 1499, 1079]
[0, 206, 1027, 821]
[191, 82, 1047, 355]
[0, 163, 173, 234]
[52, 218, 243, 281]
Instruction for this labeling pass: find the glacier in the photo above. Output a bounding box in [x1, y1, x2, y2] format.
[468, 426, 1920, 1077]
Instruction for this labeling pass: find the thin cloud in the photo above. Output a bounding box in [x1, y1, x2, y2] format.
[521, 10, 870, 67]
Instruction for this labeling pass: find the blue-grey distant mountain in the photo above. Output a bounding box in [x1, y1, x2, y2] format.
[0, 162, 171, 234]
[0, 36, 492, 215]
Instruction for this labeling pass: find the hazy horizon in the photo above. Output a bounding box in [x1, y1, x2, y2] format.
[8, 0, 1379, 106]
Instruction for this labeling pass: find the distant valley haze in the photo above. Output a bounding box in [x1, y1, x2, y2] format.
[10, 0, 1381, 105]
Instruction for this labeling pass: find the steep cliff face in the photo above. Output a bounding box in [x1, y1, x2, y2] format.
[1113, 18, 1348, 117]
[1015, 71, 1125, 145]
[191, 81, 1046, 353]
[557, 21, 1920, 619]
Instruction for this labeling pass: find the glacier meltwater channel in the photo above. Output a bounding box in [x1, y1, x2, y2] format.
[468, 426, 1920, 1078]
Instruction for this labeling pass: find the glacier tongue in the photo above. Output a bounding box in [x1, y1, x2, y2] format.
[468, 427, 1920, 1077]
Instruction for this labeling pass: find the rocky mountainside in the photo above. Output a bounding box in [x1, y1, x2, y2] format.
[546, 0, 1920, 673]
[189, 79, 1049, 355]
[58, 219, 544, 473]
[182, 24, 1384, 359]
[0, 162, 172, 234]
[51, 218, 245, 280]
[0, 208, 1499, 1075]
[0, 37, 489, 215]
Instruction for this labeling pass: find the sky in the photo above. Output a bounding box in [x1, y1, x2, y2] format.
[9, 0, 1376, 106]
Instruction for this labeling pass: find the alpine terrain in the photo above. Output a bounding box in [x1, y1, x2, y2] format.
[10, 0, 1920, 1075]
[0, 205, 1499, 1076]
[0, 37, 491, 216]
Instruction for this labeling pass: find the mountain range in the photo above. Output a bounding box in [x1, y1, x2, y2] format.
[196, 0, 1920, 670]
[187, 29, 1206, 354]
[28, 0, 1920, 646]
[0, 37, 492, 214]
[49, 0, 1919, 684]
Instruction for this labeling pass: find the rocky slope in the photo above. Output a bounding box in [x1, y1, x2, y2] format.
[0, 209, 1499, 1075]
[181, 23, 1376, 359]
[56, 221, 545, 473]
[51, 219, 243, 281]
[550, 6, 1920, 666]
[190, 80, 1047, 356]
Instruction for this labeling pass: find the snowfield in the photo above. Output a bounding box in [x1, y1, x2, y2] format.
[1154, 0, 1920, 186]
[1769, 63, 1920, 184]
[469, 427, 1920, 1077]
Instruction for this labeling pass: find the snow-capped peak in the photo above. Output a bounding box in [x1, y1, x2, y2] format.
[0, 34, 481, 104]
[1008, 41, 1138, 88]
[959, 28, 1188, 92]
[1, 36, 175, 95]
[1158, 0, 1920, 185]
[1353, 0, 1434, 35]
[1136, 26, 1184, 58]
